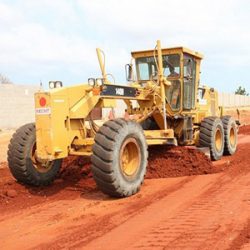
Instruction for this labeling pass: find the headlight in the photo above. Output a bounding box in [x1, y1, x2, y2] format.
[55, 81, 62, 88]
[88, 78, 96, 86]
[49, 81, 63, 89]
[96, 78, 103, 86]
[49, 81, 55, 89]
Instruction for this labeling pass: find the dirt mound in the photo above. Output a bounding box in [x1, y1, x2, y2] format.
[0, 157, 96, 214]
[220, 141, 250, 177]
[59, 156, 92, 181]
[60, 147, 216, 180]
[146, 146, 216, 179]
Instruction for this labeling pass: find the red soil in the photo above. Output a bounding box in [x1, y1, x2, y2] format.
[0, 144, 219, 214]
[0, 125, 249, 249]
[0, 158, 96, 214]
[146, 146, 216, 178]
[2, 124, 249, 214]
[239, 124, 250, 135]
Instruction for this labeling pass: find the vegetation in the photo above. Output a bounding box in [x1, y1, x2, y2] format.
[235, 86, 249, 96]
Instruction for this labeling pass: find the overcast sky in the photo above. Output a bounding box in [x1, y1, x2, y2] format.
[0, 0, 249, 93]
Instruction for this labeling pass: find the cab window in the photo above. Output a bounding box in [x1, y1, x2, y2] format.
[136, 54, 180, 81]
[183, 54, 196, 110]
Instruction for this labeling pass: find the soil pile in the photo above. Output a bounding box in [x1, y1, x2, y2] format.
[59, 156, 92, 181]
[0, 157, 96, 214]
[61, 147, 217, 180]
[221, 142, 250, 176]
[146, 146, 216, 179]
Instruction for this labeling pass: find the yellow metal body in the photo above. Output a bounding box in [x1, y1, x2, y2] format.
[34, 41, 222, 162]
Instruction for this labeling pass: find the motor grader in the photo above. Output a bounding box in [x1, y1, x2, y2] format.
[8, 40, 238, 197]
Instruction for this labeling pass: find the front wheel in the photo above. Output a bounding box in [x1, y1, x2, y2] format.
[91, 119, 148, 197]
[7, 123, 62, 186]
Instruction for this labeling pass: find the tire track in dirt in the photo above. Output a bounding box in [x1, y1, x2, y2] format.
[132, 174, 250, 250]
[83, 172, 250, 250]
[0, 177, 193, 249]
[78, 174, 222, 249]
[35, 177, 195, 249]
[227, 219, 250, 250]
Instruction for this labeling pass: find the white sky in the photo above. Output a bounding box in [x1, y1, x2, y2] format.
[0, 0, 249, 93]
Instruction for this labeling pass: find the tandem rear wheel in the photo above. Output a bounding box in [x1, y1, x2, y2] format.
[199, 116, 237, 161]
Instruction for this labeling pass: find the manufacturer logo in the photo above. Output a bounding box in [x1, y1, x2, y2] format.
[115, 88, 124, 96]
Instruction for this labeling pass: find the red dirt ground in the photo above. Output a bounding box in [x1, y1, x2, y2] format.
[0, 125, 249, 249]
[0, 146, 223, 214]
[146, 146, 216, 178]
[239, 124, 250, 135]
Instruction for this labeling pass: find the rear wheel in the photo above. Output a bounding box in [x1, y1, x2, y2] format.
[199, 117, 225, 161]
[221, 116, 237, 155]
[7, 123, 62, 186]
[91, 118, 148, 197]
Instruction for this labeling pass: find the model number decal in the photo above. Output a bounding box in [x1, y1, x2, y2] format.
[115, 88, 124, 96]
[36, 107, 51, 115]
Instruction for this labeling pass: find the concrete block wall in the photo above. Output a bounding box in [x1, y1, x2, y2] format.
[102, 94, 250, 119]
[218, 93, 250, 107]
[1, 84, 250, 128]
[0, 84, 40, 129]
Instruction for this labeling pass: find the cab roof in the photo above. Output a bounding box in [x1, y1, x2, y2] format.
[131, 46, 203, 60]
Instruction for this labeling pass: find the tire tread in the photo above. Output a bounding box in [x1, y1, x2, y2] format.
[91, 119, 147, 197]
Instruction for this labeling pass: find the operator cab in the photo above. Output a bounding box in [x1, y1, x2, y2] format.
[130, 47, 203, 112]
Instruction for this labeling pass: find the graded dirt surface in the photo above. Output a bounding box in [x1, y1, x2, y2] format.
[0, 125, 249, 249]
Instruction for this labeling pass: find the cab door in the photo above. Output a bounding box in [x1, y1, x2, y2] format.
[183, 54, 196, 110]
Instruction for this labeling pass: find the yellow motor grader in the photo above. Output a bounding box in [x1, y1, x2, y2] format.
[8, 41, 238, 197]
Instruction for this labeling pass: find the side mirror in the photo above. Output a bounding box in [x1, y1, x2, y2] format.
[125, 64, 133, 81]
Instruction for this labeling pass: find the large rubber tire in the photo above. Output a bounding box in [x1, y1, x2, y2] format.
[91, 118, 148, 198]
[199, 117, 225, 161]
[221, 116, 237, 155]
[7, 123, 62, 186]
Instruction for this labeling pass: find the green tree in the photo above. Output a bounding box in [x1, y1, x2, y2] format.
[235, 86, 249, 96]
